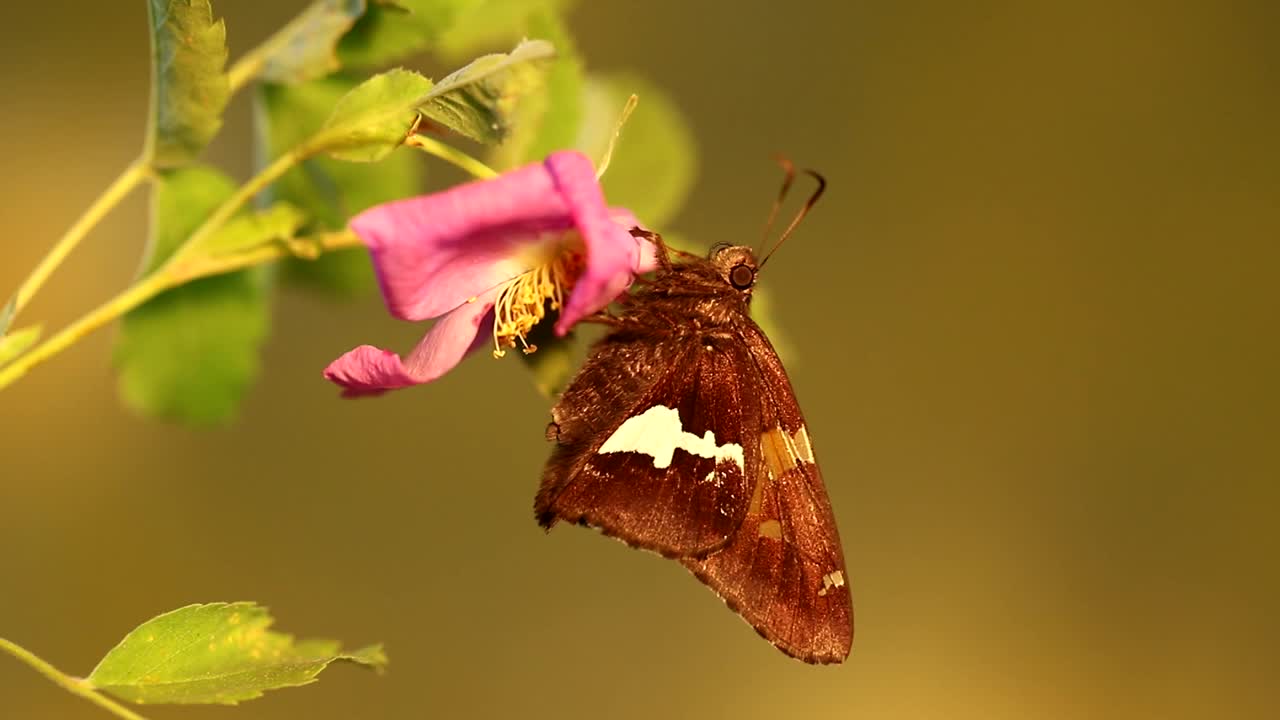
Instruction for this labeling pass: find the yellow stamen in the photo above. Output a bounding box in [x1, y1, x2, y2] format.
[491, 250, 583, 358]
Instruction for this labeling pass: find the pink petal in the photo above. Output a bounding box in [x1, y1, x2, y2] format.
[545, 152, 644, 334]
[350, 163, 575, 321]
[323, 288, 499, 397]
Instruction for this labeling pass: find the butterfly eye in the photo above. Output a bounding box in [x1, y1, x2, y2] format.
[729, 264, 755, 290]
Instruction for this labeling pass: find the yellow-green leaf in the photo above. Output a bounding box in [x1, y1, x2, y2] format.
[491, 10, 582, 169]
[85, 603, 386, 705]
[256, 74, 424, 294]
[0, 325, 41, 368]
[115, 167, 269, 425]
[313, 68, 436, 162]
[418, 37, 555, 144]
[145, 0, 230, 167]
[436, 0, 570, 60]
[196, 203, 309, 257]
[338, 0, 473, 68]
[311, 39, 554, 162]
[254, 0, 369, 84]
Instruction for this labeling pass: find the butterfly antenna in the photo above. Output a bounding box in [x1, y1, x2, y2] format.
[759, 169, 826, 268]
[757, 155, 797, 255]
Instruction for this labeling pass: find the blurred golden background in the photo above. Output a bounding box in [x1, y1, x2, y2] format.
[2, 1, 1277, 718]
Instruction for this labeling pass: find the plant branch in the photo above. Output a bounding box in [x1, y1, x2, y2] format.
[0, 229, 360, 391]
[11, 158, 149, 319]
[169, 148, 308, 265]
[168, 230, 361, 284]
[225, 44, 266, 95]
[406, 134, 499, 179]
[0, 637, 149, 720]
[0, 274, 168, 391]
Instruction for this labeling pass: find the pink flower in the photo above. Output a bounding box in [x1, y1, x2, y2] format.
[323, 151, 655, 396]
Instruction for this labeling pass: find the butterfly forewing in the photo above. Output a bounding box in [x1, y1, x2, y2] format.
[537, 336, 756, 558]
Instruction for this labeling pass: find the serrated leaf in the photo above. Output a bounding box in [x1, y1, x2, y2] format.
[255, 0, 369, 84]
[85, 603, 386, 706]
[257, 75, 424, 294]
[314, 68, 437, 161]
[146, 0, 231, 167]
[418, 38, 555, 144]
[338, 0, 472, 68]
[578, 73, 697, 229]
[311, 39, 554, 161]
[491, 10, 582, 169]
[115, 167, 269, 424]
[0, 325, 41, 368]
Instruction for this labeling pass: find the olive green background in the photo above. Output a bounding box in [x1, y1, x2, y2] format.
[2, 1, 1276, 718]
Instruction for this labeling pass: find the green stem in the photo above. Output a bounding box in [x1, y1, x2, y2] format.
[0, 145, 305, 390]
[169, 148, 307, 265]
[0, 637, 149, 720]
[225, 46, 265, 95]
[406, 134, 499, 179]
[0, 127, 488, 388]
[168, 229, 361, 283]
[11, 158, 149, 319]
[0, 275, 168, 391]
[0, 229, 359, 391]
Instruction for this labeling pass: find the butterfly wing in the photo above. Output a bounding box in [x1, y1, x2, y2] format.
[537, 333, 759, 558]
[682, 321, 854, 664]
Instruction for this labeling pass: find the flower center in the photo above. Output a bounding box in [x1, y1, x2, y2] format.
[491, 248, 584, 357]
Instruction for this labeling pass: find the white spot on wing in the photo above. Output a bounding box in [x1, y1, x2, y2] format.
[792, 426, 815, 464]
[818, 570, 846, 596]
[599, 405, 745, 471]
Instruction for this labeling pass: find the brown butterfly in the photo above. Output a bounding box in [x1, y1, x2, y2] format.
[535, 164, 852, 663]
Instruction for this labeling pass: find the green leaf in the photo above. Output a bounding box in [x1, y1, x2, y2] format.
[312, 39, 554, 161]
[254, 0, 369, 84]
[197, 203, 309, 257]
[579, 73, 697, 229]
[338, 0, 472, 68]
[142, 165, 239, 271]
[145, 0, 231, 167]
[0, 325, 41, 368]
[257, 75, 424, 294]
[418, 38, 555, 144]
[115, 167, 270, 424]
[436, 0, 570, 60]
[491, 10, 582, 169]
[313, 68, 436, 162]
[85, 603, 386, 705]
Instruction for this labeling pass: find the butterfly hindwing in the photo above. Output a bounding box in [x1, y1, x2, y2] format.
[682, 322, 853, 664]
[537, 334, 757, 558]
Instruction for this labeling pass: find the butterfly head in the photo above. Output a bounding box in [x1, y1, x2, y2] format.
[709, 243, 759, 295]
